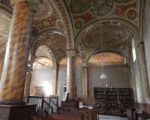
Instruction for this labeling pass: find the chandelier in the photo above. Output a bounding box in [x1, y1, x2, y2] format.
[99, 27, 107, 80]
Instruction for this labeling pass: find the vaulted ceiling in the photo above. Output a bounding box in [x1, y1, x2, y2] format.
[0, 0, 143, 65]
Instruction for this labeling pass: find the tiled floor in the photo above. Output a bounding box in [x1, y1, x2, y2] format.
[52, 113, 129, 120]
[98, 115, 129, 120]
[52, 112, 80, 120]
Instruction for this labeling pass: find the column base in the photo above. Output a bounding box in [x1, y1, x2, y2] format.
[0, 98, 25, 105]
[0, 104, 36, 120]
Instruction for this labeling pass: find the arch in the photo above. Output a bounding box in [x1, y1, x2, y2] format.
[31, 56, 56, 96]
[88, 49, 129, 65]
[50, 0, 74, 49]
[35, 44, 57, 66]
[89, 51, 127, 66]
[33, 57, 54, 68]
[75, 18, 141, 47]
[32, 28, 65, 54]
[32, 28, 65, 48]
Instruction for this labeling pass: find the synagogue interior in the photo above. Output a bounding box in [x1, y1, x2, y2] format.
[0, 0, 150, 120]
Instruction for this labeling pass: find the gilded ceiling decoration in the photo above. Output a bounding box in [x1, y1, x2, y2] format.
[64, 0, 140, 35]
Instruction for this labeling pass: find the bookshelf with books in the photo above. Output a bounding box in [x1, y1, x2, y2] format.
[94, 88, 135, 116]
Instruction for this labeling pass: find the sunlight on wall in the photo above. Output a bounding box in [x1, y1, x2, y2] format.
[30, 57, 56, 97]
[132, 39, 137, 62]
[135, 76, 142, 102]
[42, 81, 52, 97]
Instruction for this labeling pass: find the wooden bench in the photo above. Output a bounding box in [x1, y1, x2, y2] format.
[61, 99, 79, 112]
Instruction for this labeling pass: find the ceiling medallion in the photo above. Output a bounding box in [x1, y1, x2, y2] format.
[127, 9, 137, 20]
[90, 0, 113, 16]
[34, 0, 52, 20]
[75, 19, 83, 29]
[70, 0, 91, 13]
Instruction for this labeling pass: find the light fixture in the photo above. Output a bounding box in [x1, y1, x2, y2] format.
[99, 26, 107, 80]
[100, 72, 106, 79]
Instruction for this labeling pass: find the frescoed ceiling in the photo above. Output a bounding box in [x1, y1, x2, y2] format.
[32, 29, 66, 63]
[89, 52, 126, 66]
[64, 0, 140, 35]
[0, 0, 142, 65]
[76, 20, 132, 64]
[35, 45, 56, 66]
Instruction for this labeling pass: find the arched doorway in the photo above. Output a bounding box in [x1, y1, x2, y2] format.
[88, 52, 130, 98]
[30, 45, 57, 97]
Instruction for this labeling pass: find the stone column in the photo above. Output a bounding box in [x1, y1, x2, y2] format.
[81, 65, 89, 98]
[143, 0, 150, 100]
[66, 49, 76, 99]
[137, 42, 150, 100]
[24, 55, 35, 97]
[0, 0, 35, 105]
[0, 46, 5, 78]
[55, 64, 59, 95]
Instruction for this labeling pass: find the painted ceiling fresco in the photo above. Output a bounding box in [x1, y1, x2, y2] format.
[89, 52, 126, 66]
[64, 0, 140, 35]
[35, 45, 56, 66]
[0, 0, 142, 65]
[32, 30, 66, 63]
[33, 0, 65, 33]
[76, 20, 131, 64]
[32, 1, 67, 63]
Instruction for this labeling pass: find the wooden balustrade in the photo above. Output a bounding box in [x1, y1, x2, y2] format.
[26, 96, 59, 114]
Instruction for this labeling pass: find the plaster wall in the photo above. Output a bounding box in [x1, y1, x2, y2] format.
[88, 64, 131, 98]
[57, 64, 131, 101]
[30, 67, 56, 96]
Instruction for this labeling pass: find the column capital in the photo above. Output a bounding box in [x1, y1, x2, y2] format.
[66, 49, 77, 58]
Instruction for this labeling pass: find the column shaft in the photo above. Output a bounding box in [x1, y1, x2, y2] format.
[66, 56, 76, 99]
[55, 64, 59, 95]
[24, 71, 32, 97]
[137, 43, 150, 99]
[0, 1, 34, 104]
[81, 66, 89, 98]
[0, 48, 5, 77]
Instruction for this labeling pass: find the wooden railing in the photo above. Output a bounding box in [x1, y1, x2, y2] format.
[26, 96, 59, 114]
